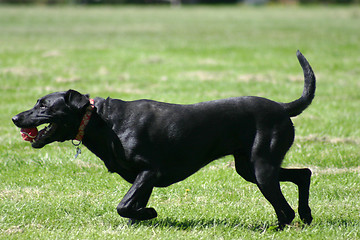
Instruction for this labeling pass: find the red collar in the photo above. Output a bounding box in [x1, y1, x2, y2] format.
[74, 99, 94, 141]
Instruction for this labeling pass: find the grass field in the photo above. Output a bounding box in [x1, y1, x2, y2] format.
[1, 5, 360, 239]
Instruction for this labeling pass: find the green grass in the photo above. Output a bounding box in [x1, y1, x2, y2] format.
[1, 5, 360, 239]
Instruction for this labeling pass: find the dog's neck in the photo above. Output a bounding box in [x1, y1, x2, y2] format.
[78, 102, 131, 178]
[74, 98, 95, 141]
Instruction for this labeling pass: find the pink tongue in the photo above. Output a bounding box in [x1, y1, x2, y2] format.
[20, 127, 38, 142]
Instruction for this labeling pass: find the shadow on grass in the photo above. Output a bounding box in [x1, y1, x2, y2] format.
[112, 213, 360, 233]
[131, 217, 282, 232]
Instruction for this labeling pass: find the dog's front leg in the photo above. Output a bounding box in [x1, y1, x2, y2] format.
[117, 170, 157, 222]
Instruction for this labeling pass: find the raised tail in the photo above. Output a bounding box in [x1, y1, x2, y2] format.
[281, 50, 316, 117]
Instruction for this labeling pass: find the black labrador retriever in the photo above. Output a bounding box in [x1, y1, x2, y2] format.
[12, 51, 315, 227]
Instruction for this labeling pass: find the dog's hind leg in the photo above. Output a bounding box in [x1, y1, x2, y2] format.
[279, 168, 312, 224]
[253, 159, 295, 228]
[250, 132, 296, 227]
[117, 170, 158, 221]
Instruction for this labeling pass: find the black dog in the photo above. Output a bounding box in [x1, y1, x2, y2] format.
[12, 51, 315, 227]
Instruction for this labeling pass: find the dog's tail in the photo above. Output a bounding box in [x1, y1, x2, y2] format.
[280, 50, 316, 117]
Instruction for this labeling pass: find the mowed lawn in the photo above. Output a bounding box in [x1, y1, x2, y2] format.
[1, 5, 360, 239]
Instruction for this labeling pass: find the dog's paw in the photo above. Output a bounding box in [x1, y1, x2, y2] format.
[127, 218, 139, 226]
[299, 206, 313, 225]
[117, 206, 157, 221]
[277, 208, 295, 228]
[137, 207, 158, 220]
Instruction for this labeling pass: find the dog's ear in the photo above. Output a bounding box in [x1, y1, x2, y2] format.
[64, 89, 90, 112]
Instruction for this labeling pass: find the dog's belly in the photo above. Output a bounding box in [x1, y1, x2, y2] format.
[150, 149, 235, 187]
[154, 164, 213, 187]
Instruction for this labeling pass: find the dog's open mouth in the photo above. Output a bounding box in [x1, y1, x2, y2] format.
[22, 123, 58, 148]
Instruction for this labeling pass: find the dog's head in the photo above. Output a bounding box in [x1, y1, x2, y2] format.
[12, 90, 91, 148]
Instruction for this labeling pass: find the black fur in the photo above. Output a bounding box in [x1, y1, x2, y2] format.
[12, 51, 315, 227]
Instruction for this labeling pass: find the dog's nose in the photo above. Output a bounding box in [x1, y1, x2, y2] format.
[12, 115, 19, 124]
